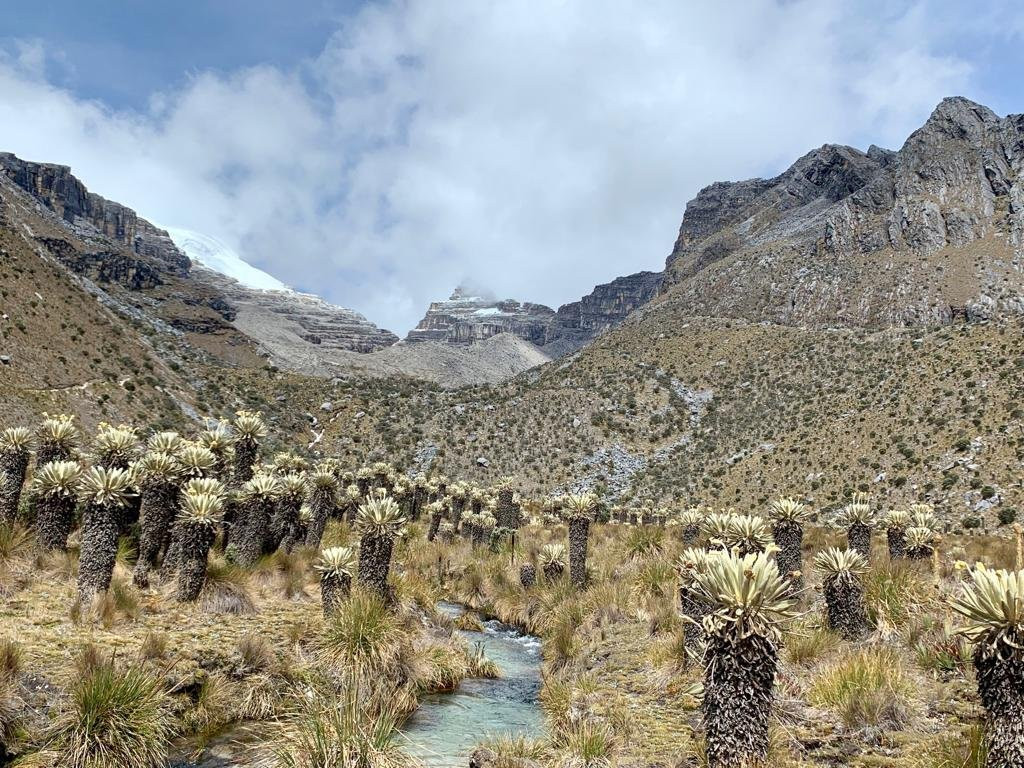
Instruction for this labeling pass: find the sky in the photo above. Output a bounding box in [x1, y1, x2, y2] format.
[1, 1, 1023, 334]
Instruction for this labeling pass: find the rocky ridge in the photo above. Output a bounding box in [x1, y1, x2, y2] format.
[406, 271, 663, 355]
[662, 97, 1024, 327]
[0, 152, 399, 359]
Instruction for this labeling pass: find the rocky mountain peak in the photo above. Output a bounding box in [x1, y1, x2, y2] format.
[662, 96, 1024, 327]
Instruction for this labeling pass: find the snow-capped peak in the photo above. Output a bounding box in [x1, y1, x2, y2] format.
[162, 227, 289, 292]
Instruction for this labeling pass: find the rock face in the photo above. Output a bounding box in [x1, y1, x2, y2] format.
[406, 287, 557, 345]
[406, 272, 663, 355]
[0, 152, 397, 358]
[198, 268, 398, 354]
[0, 153, 189, 279]
[662, 97, 1024, 327]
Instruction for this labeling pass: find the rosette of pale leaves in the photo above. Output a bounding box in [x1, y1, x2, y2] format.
[676, 547, 716, 586]
[0, 427, 32, 454]
[909, 504, 939, 532]
[691, 551, 798, 643]
[769, 497, 810, 523]
[199, 423, 234, 451]
[905, 526, 935, 549]
[885, 510, 911, 529]
[951, 565, 1024, 650]
[135, 451, 183, 484]
[38, 413, 78, 445]
[233, 410, 268, 440]
[147, 431, 182, 455]
[539, 543, 567, 567]
[93, 424, 139, 463]
[241, 473, 282, 500]
[562, 492, 598, 522]
[279, 473, 307, 502]
[837, 498, 876, 526]
[179, 491, 224, 526]
[31, 460, 82, 498]
[272, 452, 308, 474]
[702, 512, 737, 545]
[77, 466, 134, 507]
[316, 546, 357, 577]
[344, 484, 363, 502]
[813, 547, 868, 583]
[178, 444, 217, 478]
[355, 494, 406, 537]
[308, 468, 339, 492]
[184, 477, 226, 499]
[725, 514, 775, 552]
[679, 507, 704, 526]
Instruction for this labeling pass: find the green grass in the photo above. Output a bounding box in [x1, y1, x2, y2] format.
[808, 647, 916, 731]
[318, 588, 406, 675]
[46, 654, 172, 768]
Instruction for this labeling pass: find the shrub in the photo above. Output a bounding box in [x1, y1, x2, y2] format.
[267, 677, 413, 768]
[318, 588, 405, 676]
[808, 648, 914, 730]
[46, 655, 173, 768]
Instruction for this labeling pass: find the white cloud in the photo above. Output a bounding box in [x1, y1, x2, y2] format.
[0, 0, 999, 333]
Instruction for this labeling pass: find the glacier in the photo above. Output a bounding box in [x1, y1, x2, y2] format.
[162, 227, 288, 292]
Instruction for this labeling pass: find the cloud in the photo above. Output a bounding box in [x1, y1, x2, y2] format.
[0, 0, 1005, 334]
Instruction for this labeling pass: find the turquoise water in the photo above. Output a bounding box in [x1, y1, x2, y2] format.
[401, 602, 544, 767]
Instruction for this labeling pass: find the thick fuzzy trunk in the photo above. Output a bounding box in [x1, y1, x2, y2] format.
[133, 482, 180, 587]
[703, 633, 777, 768]
[543, 561, 564, 582]
[519, 563, 536, 588]
[496, 489, 520, 530]
[772, 521, 803, 587]
[823, 575, 867, 638]
[450, 498, 467, 533]
[907, 545, 932, 561]
[356, 477, 372, 497]
[271, 499, 302, 553]
[36, 443, 72, 467]
[35, 495, 77, 551]
[0, 451, 30, 526]
[233, 439, 258, 486]
[176, 523, 215, 602]
[471, 523, 487, 548]
[304, 492, 335, 550]
[974, 645, 1024, 768]
[410, 488, 425, 521]
[887, 527, 907, 559]
[357, 533, 394, 600]
[321, 572, 351, 617]
[161, 523, 183, 580]
[682, 524, 700, 548]
[427, 509, 444, 542]
[680, 587, 710, 649]
[568, 519, 590, 589]
[228, 499, 274, 567]
[77, 503, 121, 602]
[847, 523, 872, 559]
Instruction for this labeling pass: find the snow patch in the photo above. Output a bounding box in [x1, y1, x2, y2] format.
[162, 227, 288, 292]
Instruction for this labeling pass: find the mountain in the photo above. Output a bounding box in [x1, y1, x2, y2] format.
[662, 97, 1024, 327]
[163, 227, 288, 292]
[0, 153, 399, 363]
[299, 98, 1024, 529]
[406, 271, 662, 355]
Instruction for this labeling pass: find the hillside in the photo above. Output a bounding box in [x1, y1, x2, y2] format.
[2, 98, 1023, 527]
[662, 97, 1024, 326]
